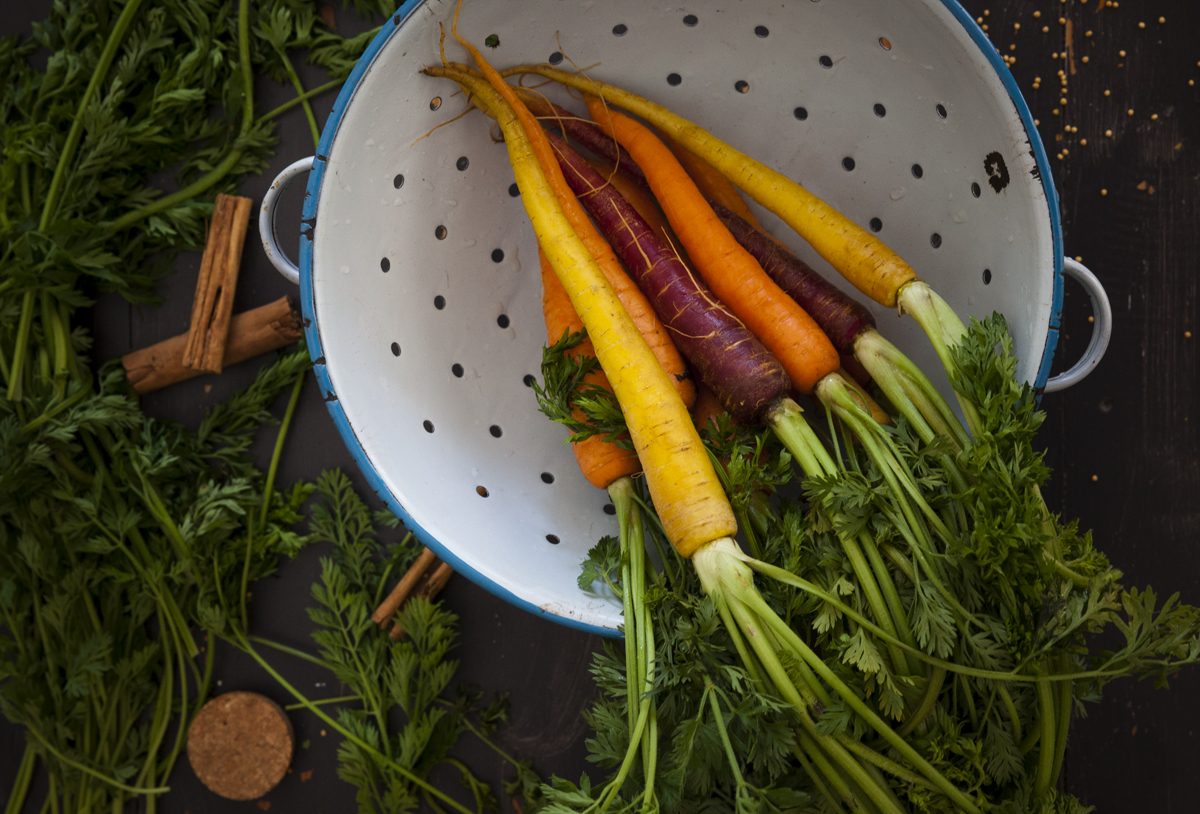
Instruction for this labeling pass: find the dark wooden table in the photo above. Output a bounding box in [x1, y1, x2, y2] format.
[2, 1, 1198, 811]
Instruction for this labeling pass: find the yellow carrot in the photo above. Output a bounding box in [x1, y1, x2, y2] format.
[422, 60, 733, 558]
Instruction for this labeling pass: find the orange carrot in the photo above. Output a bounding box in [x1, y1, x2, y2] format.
[539, 249, 641, 489]
[691, 385, 728, 432]
[667, 139, 761, 229]
[586, 97, 840, 395]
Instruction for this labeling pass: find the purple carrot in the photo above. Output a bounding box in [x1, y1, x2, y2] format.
[547, 132, 790, 424]
[519, 91, 650, 191]
[713, 203, 877, 356]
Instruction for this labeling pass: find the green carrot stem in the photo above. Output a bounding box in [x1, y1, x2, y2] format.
[895, 282, 983, 434]
[795, 730, 869, 812]
[767, 399, 912, 674]
[284, 694, 360, 711]
[5, 743, 37, 814]
[258, 78, 344, 123]
[28, 725, 168, 797]
[741, 589, 981, 813]
[705, 686, 746, 788]
[854, 328, 968, 447]
[235, 637, 474, 814]
[790, 742, 843, 812]
[6, 291, 35, 401]
[1050, 669, 1072, 789]
[271, 45, 321, 147]
[898, 667, 946, 737]
[835, 734, 935, 791]
[246, 634, 335, 670]
[609, 478, 640, 737]
[7, 0, 149, 401]
[241, 365, 307, 630]
[1034, 677, 1057, 799]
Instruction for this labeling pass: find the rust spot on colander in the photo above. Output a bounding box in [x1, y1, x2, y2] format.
[984, 151, 1011, 193]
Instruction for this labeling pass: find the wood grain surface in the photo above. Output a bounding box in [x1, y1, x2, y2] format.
[2, 1, 1197, 812]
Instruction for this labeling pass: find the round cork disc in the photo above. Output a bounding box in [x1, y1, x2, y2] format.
[186, 691, 294, 800]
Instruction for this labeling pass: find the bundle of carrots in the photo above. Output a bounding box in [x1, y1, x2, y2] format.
[423, 10, 982, 809]
[422, 5, 1200, 811]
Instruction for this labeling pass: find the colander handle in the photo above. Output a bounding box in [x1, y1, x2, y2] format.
[1043, 258, 1112, 393]
[258, 156, 314, 285]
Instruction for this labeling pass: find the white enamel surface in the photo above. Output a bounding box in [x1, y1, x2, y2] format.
[309, 0, 1056, 631]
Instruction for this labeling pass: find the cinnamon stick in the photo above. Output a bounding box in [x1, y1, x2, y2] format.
[390, 562, 455, 640]
[122, 296, 302, 394]
[182, 193, 254, 373]
[371, 547, 438, 626]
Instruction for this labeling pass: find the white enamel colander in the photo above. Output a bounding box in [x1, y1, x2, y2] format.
[260, 0, 1112, 636]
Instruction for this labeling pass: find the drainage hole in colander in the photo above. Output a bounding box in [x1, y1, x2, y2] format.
[982, 268, 993, 285]
[390, 342, 400, 357]
[603, 503, 616, 515]
[793, 106, 809, 121]
[869, 217, 883, 233]
[380, 257, 391, 272]
[423, 420, 434, 433]
[683, 14, 698, 26]
[911, 163, 924, 179]
[612, 23, 627, 36]
[667, 72, 682, 86]
[497, 314, 510, 329]
[735, 80, 750, 94]
[873, 103, 886, 117]
[491, 248, 504, 263]
[523, 373, 536, 387]
[549, 51, 564, 65]
[971, 181, 982, 198]
[393, 174, 405, 189]
[819, 55, 833, 69]
[489, 425, 503, 438]
[936, 103, 948, 119]
[476, 485, 489, 498]
[456, 156, 469, 171]
[451, 363, 464, 378]
[878, 36, 893, 51]
[435, 225, 447, 240]
[541, 472, 555, 484]
[430, 96, 442, 111]
[508, 182, 520, 198]
[545, 534, 560, 545]
[930, 233, 943, 249]
[842, 157, 856, 172]
[755, 25, 769, 38]
[434, 295, 446, 310]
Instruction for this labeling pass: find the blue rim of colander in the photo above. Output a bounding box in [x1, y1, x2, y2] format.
[298, 0, 1065, 640]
